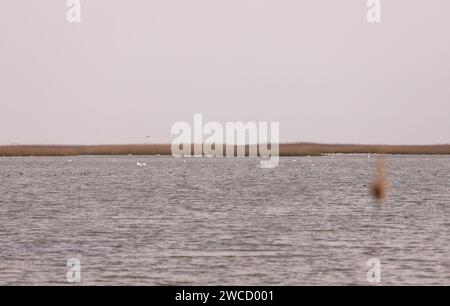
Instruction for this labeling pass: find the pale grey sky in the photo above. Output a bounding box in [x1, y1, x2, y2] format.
[1, 0, 449, 145]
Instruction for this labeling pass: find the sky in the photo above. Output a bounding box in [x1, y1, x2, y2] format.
[1, 0, 449, 145]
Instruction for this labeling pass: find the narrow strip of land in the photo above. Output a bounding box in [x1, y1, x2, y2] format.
[1, 143, 449, 157]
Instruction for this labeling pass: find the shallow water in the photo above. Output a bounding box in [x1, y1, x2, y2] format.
[0, 155, 449, 285]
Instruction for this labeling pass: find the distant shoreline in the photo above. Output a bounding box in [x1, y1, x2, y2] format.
[1, 143, 450, 157]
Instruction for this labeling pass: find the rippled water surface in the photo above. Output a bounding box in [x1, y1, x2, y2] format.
[0, 155, 449, 285]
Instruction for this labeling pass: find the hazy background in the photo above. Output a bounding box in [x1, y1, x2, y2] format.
[1, 0, 449, 145]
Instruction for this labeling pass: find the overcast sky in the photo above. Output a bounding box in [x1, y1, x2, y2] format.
[1, 0, 449, 145]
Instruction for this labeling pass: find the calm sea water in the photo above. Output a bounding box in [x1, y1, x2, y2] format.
[0, 155, 449, 285]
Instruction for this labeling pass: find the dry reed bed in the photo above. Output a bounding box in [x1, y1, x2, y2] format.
[1, 143, 449, 157]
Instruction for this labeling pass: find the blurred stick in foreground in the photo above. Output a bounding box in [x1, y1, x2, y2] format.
[371, 156, 388, 201]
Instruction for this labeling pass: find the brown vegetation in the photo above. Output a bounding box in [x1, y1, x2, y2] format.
[0, 143, 449, 157]
[0, 144, 171, 157]
[279, 143, 450, 156]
